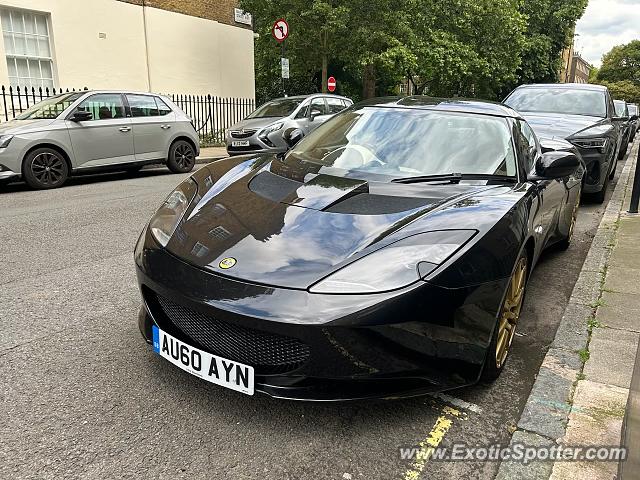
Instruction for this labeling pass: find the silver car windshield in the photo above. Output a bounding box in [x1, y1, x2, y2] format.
[629, 105, 638, 116]
[15, 92, 84, 120]
[285, 108, 517, 179]
[505, 88, 607, 118]
[247, 98, 304, 119]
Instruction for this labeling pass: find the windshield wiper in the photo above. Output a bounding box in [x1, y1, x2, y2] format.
[391, 173, 516, 184]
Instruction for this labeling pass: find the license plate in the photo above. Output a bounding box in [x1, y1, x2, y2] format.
[231, 140, 250, 147]
[153, 326, 254, 395]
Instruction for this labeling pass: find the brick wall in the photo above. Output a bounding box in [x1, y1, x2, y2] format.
[118, 0, 249, 28]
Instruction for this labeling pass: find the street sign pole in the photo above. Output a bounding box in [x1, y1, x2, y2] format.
[272, 19, 290, 97]
[282, 41, 286, 96]
[629, 143, 640, 213]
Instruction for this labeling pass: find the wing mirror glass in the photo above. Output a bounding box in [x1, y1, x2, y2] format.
[70, 110, 93, 122]
[530, 151, 580, 180]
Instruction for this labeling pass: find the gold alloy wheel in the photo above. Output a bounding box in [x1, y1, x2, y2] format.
[496, 257, 528, 369]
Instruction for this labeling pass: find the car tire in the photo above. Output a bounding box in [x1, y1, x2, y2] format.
[558, 186, 581, 250]
[167, 140, 196, 174]
[22, 147, 69, 190]
[591, 173, 609, 204]
[481, 250, 529, 382]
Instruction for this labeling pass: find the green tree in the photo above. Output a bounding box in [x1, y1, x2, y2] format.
[405, 0, 525, 99]
[598, 40, 640, 84]
[597, 80, 640, 105]
[514, 0, 588, 87]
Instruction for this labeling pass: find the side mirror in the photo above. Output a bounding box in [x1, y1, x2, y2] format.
[530, 151, 580, 180]
[70, 110, 93, 122]
[283, 128, 304, 149]
[631, 115, 639, 122]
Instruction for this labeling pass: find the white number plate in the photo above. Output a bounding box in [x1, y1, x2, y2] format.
[231, 140, 250, 147]
[153, 326, 254, 395]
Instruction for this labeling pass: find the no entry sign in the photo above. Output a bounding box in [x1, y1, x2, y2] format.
[272, 19, 289, 43]
[327, 76, 336, 92]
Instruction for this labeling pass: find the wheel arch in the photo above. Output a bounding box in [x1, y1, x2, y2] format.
[168, 135, 198, 160]
[22, 143, 73, 173]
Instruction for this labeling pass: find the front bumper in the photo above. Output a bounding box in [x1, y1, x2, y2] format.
[135, 230, 507, 400]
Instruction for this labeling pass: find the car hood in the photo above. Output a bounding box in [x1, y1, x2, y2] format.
[166, 156, 515, 289]
[229, 117, 287, 132]
[0, 118, 56, 134]
[521, 112, 605, 139]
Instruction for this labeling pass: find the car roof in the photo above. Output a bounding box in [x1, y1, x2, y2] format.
[513, 83, 608, 92]
[353, 96, 522, 119]
[75, 90, 166, 96]
[269, 94, 352, 102]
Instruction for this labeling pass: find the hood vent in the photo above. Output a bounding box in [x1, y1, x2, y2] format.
[248, 170, 302, 203]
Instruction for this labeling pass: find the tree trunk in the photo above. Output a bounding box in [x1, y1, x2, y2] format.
[362, 63, 376, 99]
[321, 31, 328, 93]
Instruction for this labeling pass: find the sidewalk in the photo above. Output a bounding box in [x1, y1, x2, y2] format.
[496, 140, 640, 479]
[197, 145, 228, 163]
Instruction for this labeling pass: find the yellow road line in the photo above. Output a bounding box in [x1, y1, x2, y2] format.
[402, 406, 465, 480]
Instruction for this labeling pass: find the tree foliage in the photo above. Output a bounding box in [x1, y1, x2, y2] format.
[592, 40, 640, 105]
[240, 0, 588, 104]
[515, 0, 588, 88]
[598, 40, 640, 84]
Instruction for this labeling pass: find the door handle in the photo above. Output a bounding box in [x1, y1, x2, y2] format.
[119, 126, 131, 132]
[161, 124, 171, 130]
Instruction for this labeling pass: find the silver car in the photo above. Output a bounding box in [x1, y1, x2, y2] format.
[0, 90, 200, 189]
[225, 94, 353, 156]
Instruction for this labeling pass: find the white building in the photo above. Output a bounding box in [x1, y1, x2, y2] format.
[0, 0, 255, 97]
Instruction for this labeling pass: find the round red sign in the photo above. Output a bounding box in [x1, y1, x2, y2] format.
[272, 19, 289, 43]
[327, 76, 336, 92]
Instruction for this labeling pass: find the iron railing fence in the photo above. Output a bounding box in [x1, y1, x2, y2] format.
[0, 85, 256, 145]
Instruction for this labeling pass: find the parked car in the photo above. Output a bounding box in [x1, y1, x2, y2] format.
[504, 83, 622, 203]
[225, 94, 353, 156]
[614, 99, 631, 159]
[136, 97, 584, 400]
[0, 90, 199, 189]
[627, 103, 639, 142]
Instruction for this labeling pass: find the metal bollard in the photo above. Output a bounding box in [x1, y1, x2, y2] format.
[630, 143, 640, 214]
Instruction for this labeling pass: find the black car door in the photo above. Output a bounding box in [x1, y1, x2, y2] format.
[517, 120, 566, 247]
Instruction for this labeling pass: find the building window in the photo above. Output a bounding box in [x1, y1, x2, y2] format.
[1, 9, 54, 89]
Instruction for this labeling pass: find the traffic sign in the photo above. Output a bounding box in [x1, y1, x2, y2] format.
[327, 76, 336, 92]
[272, 19, 289, 43]
[281, 58, 290, 79]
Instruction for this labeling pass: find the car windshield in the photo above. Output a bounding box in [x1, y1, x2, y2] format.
[629, 105, 638, 116]
[15, 92, 84, 120]
[247, 98, 304, 118]
[284, 107, 517, 180]
[505, 88, 607, 118]
[614, 100, 627, 117]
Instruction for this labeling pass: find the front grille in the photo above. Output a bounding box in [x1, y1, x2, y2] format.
[230, 129, 257, 139]
[155, 295, 310, 375]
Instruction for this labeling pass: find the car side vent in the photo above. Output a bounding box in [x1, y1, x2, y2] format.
[249, 171, 302, 203]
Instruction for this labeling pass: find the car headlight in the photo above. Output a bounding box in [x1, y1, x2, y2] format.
[570, 138, 607, 150]
[0, 134, 13, 148]
[309, 230, 476, 294]
[149, 178, 197, 247]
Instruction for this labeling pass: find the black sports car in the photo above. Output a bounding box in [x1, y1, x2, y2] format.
[135, 97, 584, 400]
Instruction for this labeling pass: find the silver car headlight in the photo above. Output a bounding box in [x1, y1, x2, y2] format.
[0, 134, 13, 148]
[309, 230, 476, 294]
[149, 178, 197, 247]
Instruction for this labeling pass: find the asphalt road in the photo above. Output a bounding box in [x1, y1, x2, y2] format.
[0, 149, 630, 480]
